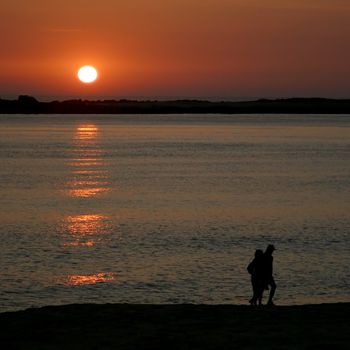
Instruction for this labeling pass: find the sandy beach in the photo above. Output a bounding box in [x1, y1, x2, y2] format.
[0, 303, 349, 349]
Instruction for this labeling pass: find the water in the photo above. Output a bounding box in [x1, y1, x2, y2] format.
[0, 114, 349, 311]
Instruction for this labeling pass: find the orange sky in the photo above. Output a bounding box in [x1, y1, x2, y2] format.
[1, 0, 350, 100]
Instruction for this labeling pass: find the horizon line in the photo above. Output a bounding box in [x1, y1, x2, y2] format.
[2, 95, 350, 104]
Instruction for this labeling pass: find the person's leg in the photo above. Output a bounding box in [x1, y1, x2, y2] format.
[267, 277, 276, 304]
[250, 278, 257, 305]
[249, 279, 254, 304]
[259, 280, 265, 305]
[255, 279, 263, 305]
[257, 287, 263, 305]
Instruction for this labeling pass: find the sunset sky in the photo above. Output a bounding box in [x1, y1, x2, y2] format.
[1, 0, 350, 100]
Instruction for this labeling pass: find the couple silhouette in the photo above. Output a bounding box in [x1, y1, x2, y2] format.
[247, 244, 276, 306]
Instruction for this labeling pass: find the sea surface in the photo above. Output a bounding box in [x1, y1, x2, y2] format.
[0, 114, 349, 311]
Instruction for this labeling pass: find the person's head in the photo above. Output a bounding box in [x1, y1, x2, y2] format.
[255, 249, 263, 258]
[265, 244, 276, 255]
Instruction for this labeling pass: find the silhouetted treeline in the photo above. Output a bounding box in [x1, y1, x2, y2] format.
[1, 95, 350, 114]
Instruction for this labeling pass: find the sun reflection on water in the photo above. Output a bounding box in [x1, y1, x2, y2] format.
[65, 124, 111, 198]
[61, 124, 115, 284]
[64, 273, 117, 286]
[76, 125, 99, 139]
[66, 214, 108, 233]
[63, 214, 110, 247]
[68, 188, 110, 198]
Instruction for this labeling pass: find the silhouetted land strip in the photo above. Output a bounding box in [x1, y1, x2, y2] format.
[1, 95, 350, 114]
[0, 303, 349, 349]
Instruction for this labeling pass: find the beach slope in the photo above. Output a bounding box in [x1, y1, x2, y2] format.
[0, 303, 349, 349]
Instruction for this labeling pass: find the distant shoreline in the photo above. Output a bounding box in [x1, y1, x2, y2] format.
[1, 95, 350, 114]
[1, 303, 349, 349]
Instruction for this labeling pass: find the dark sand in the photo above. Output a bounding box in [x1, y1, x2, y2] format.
[0, 303, 349, 349]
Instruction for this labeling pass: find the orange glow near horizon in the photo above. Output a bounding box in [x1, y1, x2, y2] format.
[1, 1, 350, 99]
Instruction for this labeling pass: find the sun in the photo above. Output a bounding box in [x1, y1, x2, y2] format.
[78, 66, 98, 83]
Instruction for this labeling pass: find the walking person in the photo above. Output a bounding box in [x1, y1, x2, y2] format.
[262, 244, 277, 306]
[247, 249, 264, 305]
